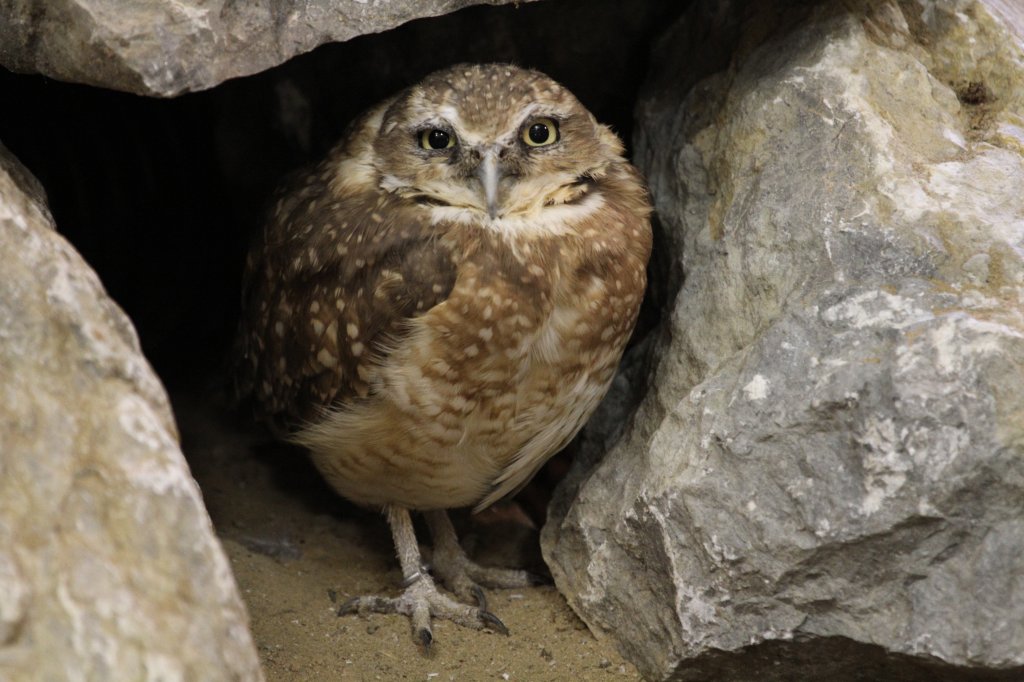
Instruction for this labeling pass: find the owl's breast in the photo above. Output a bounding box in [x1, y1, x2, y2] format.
[296, 199, 650, 511]
[375, 223, 643, 507]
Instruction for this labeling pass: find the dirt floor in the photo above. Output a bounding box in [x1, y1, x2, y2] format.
[175, 392, 641, 681]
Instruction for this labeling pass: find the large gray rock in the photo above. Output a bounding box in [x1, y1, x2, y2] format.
[543, 0, 1024, 680]
[0, 0, 534, 96]
[0, 143, 262, 680]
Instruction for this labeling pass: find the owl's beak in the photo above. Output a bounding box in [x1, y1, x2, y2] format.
[475, 146, 504, 220]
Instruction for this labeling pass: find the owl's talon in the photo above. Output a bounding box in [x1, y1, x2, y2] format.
[479, 609, 509, 636]
[336, 596, 360, 617]
[410, 595, 432, 647]
[471, 584, 488, 611]
[418, 627, 433, 650]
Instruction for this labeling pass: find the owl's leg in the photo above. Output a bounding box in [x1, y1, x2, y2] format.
[423, 509, 539, 605]
[338, 504, 508, 648]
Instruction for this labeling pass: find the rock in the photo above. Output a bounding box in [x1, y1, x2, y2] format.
[542, 1, 1024, 680]
[0, 0, 535, 97]
[0, 143, 262, 680]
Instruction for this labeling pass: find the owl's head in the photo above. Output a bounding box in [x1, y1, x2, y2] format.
[367, 63, 625, 226]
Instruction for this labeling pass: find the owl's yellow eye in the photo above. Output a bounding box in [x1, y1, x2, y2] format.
[420, 129, 455, 150]
[523, 118, 559, 147]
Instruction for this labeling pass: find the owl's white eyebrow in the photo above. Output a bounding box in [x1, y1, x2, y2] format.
[516, 103, 544, 121]
[410, 114, 452, 129]
[436, 106, 463, 129]
[515, 103, 567, 125]
[412, 105, 567, 147]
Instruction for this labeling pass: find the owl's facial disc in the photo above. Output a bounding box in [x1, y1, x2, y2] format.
[373, 68, 615, 228]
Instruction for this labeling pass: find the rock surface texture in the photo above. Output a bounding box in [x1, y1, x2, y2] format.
[0, 0, 534, 96]
[543, 1, 1024, 680]
[0, 144, 262, 680]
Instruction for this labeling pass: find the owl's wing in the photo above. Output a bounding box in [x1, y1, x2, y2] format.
[235, 180, 455, 431]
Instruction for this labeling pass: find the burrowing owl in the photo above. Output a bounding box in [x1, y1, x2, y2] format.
[235, 63, 652, 646]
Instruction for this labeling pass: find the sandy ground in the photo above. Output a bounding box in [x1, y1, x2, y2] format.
[175, 392, 641, 681]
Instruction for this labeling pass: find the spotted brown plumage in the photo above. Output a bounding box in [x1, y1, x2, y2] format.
[233, 63, 652, 646]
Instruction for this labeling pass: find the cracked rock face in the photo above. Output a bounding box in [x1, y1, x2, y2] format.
[542, 1, 1024, 680]
[0, 0, 534, 96]
[0, 143, 262, 680]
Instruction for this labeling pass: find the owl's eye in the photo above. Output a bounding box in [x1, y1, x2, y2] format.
[419, 129, 455, 150]
[523, 118, 559, 147]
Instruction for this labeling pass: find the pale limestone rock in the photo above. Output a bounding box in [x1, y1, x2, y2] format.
[0, 0, 535, 96]
[543, 1, 1024, 679]
[0, 143, 262, 680]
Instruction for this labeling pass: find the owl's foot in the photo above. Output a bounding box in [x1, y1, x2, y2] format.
[338, 573, 508, 649]
[348, 505, 509, 648]
[424, 509, 543, 602]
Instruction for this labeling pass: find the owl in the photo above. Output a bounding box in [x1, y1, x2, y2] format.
[234, 63, 652, 647]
